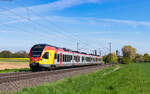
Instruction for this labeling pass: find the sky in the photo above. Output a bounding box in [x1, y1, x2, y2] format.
[0, 0, 150, 55]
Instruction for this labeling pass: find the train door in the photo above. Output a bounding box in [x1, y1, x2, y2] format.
[72, 53, 75, 66]
[42, 52, 50, 64]
[60, 53, 63, 66]
[76, 55, 78, 65]
[96, 57, 98, 64]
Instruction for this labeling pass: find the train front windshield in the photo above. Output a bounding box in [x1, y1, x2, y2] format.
[31, 45, 45, 57]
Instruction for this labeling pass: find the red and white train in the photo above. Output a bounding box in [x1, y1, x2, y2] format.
[29, 44, 103, 71]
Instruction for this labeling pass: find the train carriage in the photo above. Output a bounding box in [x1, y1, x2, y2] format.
[29, 44, 102, 71]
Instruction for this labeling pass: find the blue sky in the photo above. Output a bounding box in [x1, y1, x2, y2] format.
[0, 0, 150, 55]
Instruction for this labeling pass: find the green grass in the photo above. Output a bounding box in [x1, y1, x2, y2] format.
[12, 63, 150, 94]
[0, 68, 30, 73]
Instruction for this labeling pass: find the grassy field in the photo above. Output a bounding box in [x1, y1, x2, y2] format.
[0, 68, 30, 73]
[12, 63, 150, 94]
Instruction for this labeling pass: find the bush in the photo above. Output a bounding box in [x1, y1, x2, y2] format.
[105, 53, 118, 63]
[143, 53, 150, 62]
[134, 54, 144, 63]
[122, 57, 131, 64]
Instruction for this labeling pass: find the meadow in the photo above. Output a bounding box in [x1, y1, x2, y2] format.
[0, 68, 30, 73]
[12, 63, 150, 94]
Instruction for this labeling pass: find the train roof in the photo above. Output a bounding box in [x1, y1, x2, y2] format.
[33, 44, 59, 49]
[33, 44, 100, 56]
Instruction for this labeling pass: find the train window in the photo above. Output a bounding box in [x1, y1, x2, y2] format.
[63, 54, 65, 62]
[65, 55, 67, 62]
[70, 55, 72, 61]
[70, 55, 71, 61]
[64, 55, 67, 62]
[71, 55, 73, 60]
[74, 56, 75, 61]
[86, 57, 91, 62]
[68, 55, 69, 62]
[66, 55, 67, 62]
[57, 54, 60, 62]
[42, 52, 49, 59]
[68, 55, 70, 62]
[66, 55, 68, 62]
[31, 45, 45, 57]
[82, 57, 84, 62]
[74, 56, 76, 62]
[69, 55, 70, 62]
[78, 56, 80, 62]
[76, 56, 77, 62]
[75, 56, 76, 62]
[67, 55, 69, 62]
[55, 54, 57, 59]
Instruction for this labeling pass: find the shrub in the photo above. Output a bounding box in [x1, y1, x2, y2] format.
[122, 57, 131, 64]
[143, 53, 150, 62]
[105, 53, 118, 63]
[134, 54, 144, 63]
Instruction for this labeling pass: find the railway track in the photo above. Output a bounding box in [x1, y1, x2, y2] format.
[0, 64, 112, 84]
[0, 71, 31, 77]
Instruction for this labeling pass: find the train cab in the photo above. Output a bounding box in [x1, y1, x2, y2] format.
[30, 44, 56, 71]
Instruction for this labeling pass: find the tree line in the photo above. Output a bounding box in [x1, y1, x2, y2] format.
[0, 50, 29, 58]
[103, 45, 150, 64]
[1, 45, 150, 64]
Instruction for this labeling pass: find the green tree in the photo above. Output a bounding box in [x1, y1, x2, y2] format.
[122, 45, 136, 60]
[122, 57, 131, 64]
[105, 53, 118, 63]
[143, 53, 150, 62]
[134, 54, 144, 63]
[11, 51, 29, 58]
[0, 50, 12, 58]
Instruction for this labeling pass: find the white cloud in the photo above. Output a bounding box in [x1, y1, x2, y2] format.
[0, 0, 102, 16]
[0, 15, 150, 28]
[98, 18, 150, 27]
[28, 0, 101, 11]
[1, 0, 149, 27]
[0, 19, 28, 25]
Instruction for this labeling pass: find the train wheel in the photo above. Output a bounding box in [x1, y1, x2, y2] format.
[48, 65, 56, 71]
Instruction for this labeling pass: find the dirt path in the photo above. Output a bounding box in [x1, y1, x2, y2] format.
[0, 62, 29, 70]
